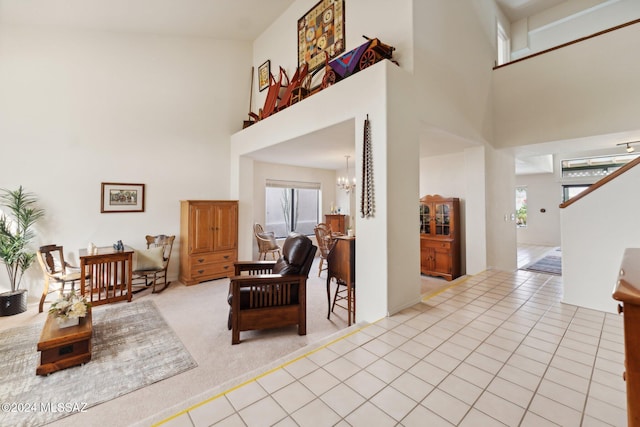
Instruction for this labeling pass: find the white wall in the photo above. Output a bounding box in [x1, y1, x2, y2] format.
[516, 173, 561, 246]
[420, 153, 467, 199]
[486, 147, 518, 271]
[413, 0, 497, 144]
[465, 146, 488, 274]
[561, 164, 640, 313]
[494, 22, 640, 147]
[0, 25, 251, 295]
[386, 64, 420, 314]
[511, 0, 640, 60]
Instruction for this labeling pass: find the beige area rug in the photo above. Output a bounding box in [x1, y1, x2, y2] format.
[40, 262, 350, 427]
[0, 301, 197, 427]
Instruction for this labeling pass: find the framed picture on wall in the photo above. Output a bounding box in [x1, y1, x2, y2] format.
[258, 60, 270, 91]
[298, 0, 345, 72]
[101, 182, 145, 213]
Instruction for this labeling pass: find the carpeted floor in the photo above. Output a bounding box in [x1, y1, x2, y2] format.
[0, 301, 196, 427]
[521, 253, 562, 275]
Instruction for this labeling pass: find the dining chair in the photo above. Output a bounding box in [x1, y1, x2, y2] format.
[254, 223, 281, 260]
[314, 223, 335, 277]
[36, 244, 84, 313]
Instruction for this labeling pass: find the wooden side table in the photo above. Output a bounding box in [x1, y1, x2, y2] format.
[37, 310, 92, 375]
[80, 246, 133, 306]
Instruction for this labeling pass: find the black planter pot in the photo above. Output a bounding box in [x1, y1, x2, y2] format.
[0, 289, 28, 316]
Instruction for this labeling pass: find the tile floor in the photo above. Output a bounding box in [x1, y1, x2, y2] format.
[157, 247, 628, 427]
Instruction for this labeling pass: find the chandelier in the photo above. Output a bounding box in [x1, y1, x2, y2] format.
[337, 155, 356, 193]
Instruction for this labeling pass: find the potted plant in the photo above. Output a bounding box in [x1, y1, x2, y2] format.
[0, 186, 45, 316]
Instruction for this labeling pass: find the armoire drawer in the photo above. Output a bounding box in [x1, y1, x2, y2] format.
[189, 250, 236, 266]
[190, 261, 234, 278]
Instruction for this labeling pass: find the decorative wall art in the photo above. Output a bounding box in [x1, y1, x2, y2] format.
[258, 60, 271, 92]
[361, 114, 374, 218]
[298, 0, 345, 72]
[101, 183, 145, 213]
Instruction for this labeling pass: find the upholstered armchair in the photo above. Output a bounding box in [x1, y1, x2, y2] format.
[227, 232, 317, 344]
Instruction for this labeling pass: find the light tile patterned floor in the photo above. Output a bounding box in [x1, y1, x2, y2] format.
[159, 251, 627, 427]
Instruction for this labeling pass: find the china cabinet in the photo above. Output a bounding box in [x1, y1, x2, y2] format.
[419, 195, 461, 281]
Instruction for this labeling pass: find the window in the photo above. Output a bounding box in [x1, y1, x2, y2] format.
[497, 22, 510, 66]
[515, 186, 527, 227]
[561, 153, 639, 178]
[265, 180, 320, 238]
[562, 185, 590, 203]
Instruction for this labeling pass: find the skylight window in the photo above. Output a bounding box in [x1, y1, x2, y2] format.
[561, 153, 639, 178]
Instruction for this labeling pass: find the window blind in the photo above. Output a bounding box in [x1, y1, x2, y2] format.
[265, 179, 321, 190]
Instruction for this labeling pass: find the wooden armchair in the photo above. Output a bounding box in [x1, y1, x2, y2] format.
[254, 223, 281, 260]
[36, 245, 85, 313]
[314, 223, 337, 277]
[227, 233, 317, 344]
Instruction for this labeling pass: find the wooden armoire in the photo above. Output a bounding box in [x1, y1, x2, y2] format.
[179, 200, 238, 285]
[419, 195, 461, 281]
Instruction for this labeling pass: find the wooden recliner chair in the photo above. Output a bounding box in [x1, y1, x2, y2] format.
[227, 232, 317, 344]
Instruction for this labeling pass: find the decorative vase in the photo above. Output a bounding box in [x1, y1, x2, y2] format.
[57, 316, 80, 329]
[0, 289, 28, 316]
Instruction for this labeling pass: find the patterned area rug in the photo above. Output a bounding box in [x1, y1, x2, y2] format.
[521, 254, 562, 275]
[0, 301, 197, 427]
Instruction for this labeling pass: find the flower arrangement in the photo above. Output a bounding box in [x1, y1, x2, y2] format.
[49, 291, 91, 322]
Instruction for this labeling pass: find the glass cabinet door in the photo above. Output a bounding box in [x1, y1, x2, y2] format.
[434, 203, 450, 236]
[420, 204, 430, 234]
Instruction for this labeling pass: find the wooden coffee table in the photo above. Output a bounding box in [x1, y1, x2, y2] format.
[36, 310, 92, 375]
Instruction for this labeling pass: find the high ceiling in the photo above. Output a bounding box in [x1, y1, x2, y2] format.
[495, 0, 567, 22]
[0, 0, 612, 172]
[0, 0, 566, 40]
[0, 0, 296, 40]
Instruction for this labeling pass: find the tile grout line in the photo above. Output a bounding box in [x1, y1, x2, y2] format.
[513, 275, 582, 426]
[400, 270, 551, 425]
[445, 272, 565, 426]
